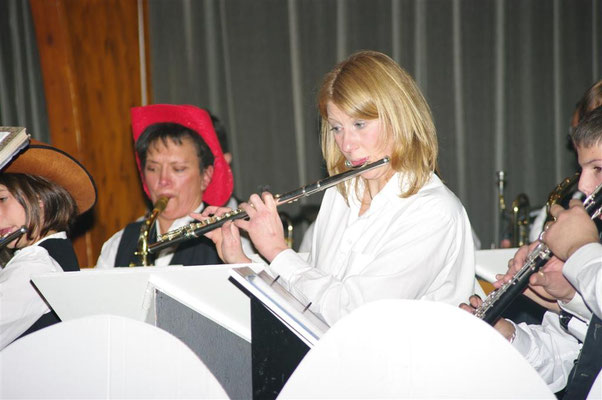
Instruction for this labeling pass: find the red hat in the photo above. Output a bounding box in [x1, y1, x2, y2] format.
[130, 104, 233, 206]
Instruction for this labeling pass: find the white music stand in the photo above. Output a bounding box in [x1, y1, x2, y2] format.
[31, 264, 252, 339]
[279, 299, 554, 399]
[0, 314, 228, 399]
[476, 248, 518, 283]
[229, 266, 329, 347]
[31, 264, 258, 399]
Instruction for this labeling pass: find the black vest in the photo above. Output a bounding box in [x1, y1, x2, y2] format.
[114, 220, 221, 267]
[563, 314, 602, 399]
[18, 238, 80, 339]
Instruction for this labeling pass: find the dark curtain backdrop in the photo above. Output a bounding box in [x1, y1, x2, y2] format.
[148, 0, 601, 248]
[1, 0, 600, 249]
[0, 0, 48, 141]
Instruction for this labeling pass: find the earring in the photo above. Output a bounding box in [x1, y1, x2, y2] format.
[345, 160, 352, 168]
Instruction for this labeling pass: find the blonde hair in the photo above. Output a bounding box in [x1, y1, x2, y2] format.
[318, 50, 438, 199]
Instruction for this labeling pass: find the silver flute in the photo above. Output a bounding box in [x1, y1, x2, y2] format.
[148, 157, 390, 254]
[475, 180, 602, 325]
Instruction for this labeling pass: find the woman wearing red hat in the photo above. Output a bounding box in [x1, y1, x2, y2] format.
[95, 104, 234, 267]
[0, 140, 97, 349]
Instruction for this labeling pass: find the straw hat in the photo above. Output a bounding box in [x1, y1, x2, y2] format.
[3, 140, 97, 214]
[130, 104, 233, 206]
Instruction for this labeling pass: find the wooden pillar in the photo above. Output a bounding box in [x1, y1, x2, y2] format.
[29, 0, 150, 267]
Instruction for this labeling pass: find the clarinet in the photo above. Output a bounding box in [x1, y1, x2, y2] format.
[0, 226, 28, 249]
[475, 179, 602, 325]
[148, 157, 390, 254]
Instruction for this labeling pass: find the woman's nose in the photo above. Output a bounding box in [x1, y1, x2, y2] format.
[158, 169, 171, 186]
[341, 131, 358, 152]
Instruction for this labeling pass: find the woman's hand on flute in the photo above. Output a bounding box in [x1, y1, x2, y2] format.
[234, 192, 289, 263]
[192, 207, 251, 264]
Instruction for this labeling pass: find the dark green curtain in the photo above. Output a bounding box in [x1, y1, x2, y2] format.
[147, 0, 601, 248]
[0, 0, 49, 142]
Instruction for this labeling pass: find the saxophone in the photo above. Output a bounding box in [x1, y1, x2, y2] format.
[475, 172, 595, 324]
[130, 196, 169, 266]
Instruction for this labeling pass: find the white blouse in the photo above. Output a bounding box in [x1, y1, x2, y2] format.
[0, 232, 66, 350]
[510, 241, 602, 392]
[267, 172, 476, 325]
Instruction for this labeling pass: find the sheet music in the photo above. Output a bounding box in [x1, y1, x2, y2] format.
[0, 126, 30, 170]
[229, 267, 330, 347]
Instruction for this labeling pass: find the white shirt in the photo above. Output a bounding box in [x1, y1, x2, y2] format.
[0, 232, 67, 350]
[512, 312, 582, 392]
[510, 242, 602, 392]
[96, 200, 254, 268]
[559, 291, 593, 324]
[563, 242, 602, 319]
[267, 172, 476, 325]
[298, 222, 314, 254]
[301, 218, 483, 254]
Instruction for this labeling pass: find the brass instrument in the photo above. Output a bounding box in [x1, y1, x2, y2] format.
[511, 193, 530, 247]
[279, 212, 294, 248]
[476, 172, 587, 324]
[495, 170, 549, 247]
[148, 157, 391, 254]
[131, 196, 169, 266]
[494, 171, 508, 247]
[544, 172, 581, 222]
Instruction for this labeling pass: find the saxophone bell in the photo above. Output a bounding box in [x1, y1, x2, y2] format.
[130, 196, 170, 267]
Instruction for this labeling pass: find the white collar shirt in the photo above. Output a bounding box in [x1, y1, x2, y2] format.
[509, 241, 602, 393]
[563, 242, 602, 319]
[267, 172, 476, 325]
[0, 231, 67, 349]
[512, 312, 581, 392]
